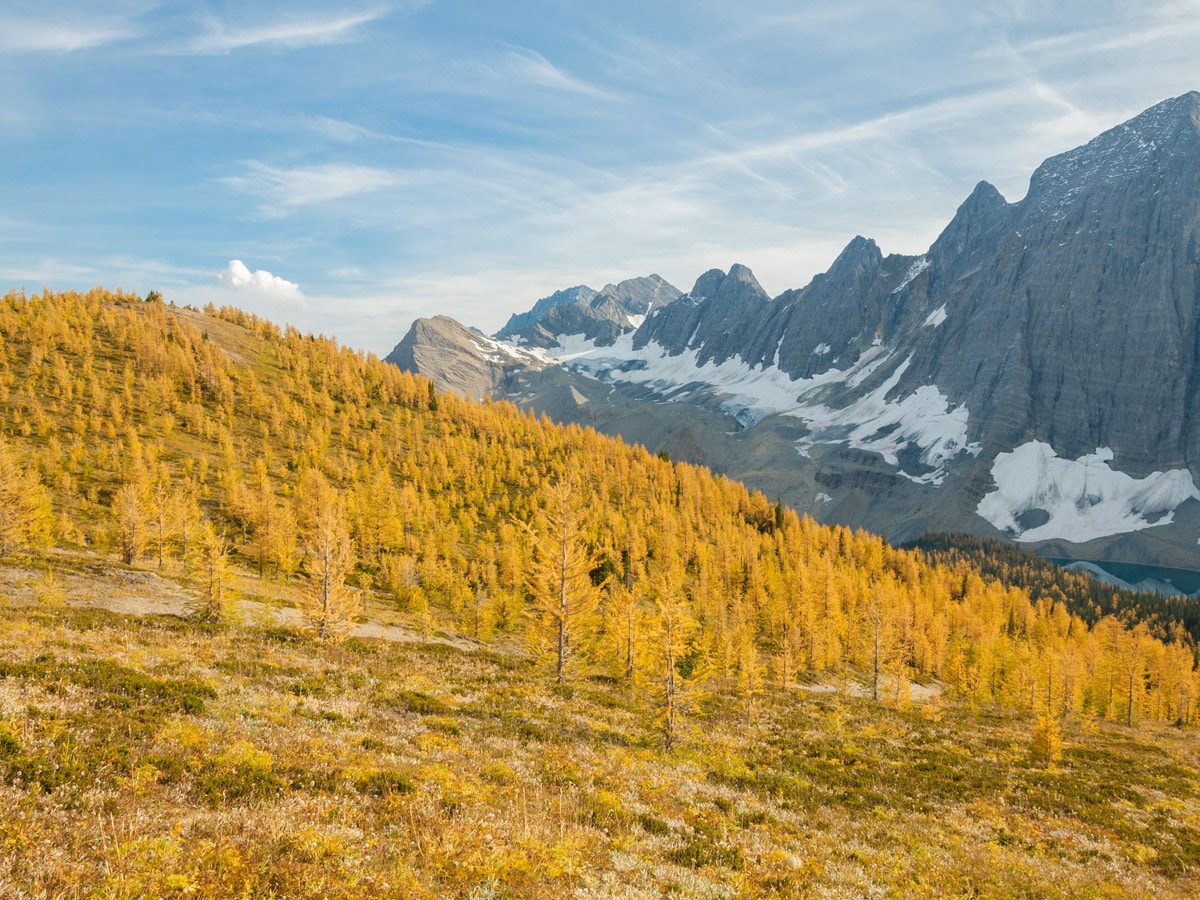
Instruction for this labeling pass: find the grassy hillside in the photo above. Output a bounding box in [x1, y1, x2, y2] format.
[2, 571, 1199, 898]
[0, 287, 1199, 896]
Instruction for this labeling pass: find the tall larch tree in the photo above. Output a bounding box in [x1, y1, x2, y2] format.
[603, 581, 643, 683]
[524, 478, 607, 684]
[645, 571, 701, 753]
[298, 472, 358, 642]
[148, 471, 173, 570]
[193, 524, 230, 623]
[113, 481, 147, 565]
[172, 479, 200, 573]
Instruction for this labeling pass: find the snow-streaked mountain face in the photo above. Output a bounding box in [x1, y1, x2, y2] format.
[388, 91, 1200, 570]
[527, 332, 979, 486]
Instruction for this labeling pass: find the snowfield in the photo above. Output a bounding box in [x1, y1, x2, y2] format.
[977, 441, 1200, 543]
[513, 331, 979, 485]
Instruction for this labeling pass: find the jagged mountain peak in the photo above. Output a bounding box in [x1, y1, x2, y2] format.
[495, 273, 683, 351]
[589, 274, 682, 314]
[818, 236, 883, 284]
[688, 268, 729, 300]
[836, 234, 881, 260]
[497, 285, 598, 337]
[687, 264, 768, 303]
[385, 315, 529, 401]
[629, 265, 773, 363]
[500, 275, 683, 340]
[928, 180, 1015, 274]
[1024, 91, 1200, 215]
[960, 180, 1008, 214]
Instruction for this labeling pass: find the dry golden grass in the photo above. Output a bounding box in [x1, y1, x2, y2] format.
[1, 553, 1199, 898]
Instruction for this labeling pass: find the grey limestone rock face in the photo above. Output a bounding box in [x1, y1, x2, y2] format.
[590, 274, 682, 318]
[895, 91, 1200, 474]
[629, 91, 1200, 480]
[384, 315, 515, 402]
[766, 239, 926, 380]
[633, 264, 771, 362]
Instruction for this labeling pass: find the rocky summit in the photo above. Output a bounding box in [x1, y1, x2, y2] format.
[387, 91, 1200, 571]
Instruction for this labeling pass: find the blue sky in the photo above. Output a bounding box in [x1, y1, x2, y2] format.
[2, 1, 1198, 354]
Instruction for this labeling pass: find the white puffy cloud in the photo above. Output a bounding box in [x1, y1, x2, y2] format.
[217, 260, 301, 298]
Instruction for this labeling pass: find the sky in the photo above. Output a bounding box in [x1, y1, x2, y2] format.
[2, 1, 1198, 355]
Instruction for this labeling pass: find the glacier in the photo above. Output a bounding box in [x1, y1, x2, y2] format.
[976, 441, 1200, 543]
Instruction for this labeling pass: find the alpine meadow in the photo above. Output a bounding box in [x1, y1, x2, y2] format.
[1, 287, 1199, 898]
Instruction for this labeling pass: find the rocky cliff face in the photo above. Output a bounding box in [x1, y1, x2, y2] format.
[387, 92, 1200, 569]
[384, 315, 535, 401]
[497, 285, 597, 337]
[899, 92, 1200, 474]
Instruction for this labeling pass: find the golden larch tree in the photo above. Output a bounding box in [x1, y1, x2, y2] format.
[0, 439, 50, 557]
[524, 478, 607, 684]
[113, 481, 147, 565]
[298, 473, 358, 642]
[148, 472, 173, 570]
[192, 523, 230, 623]
[644, 572, 702, 753]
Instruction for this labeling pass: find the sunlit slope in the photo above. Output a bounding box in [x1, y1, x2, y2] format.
[0, 287, 1196, 728]
[2, 592, 1199, 898]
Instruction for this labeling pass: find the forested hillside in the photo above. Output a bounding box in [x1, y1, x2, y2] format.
[910, 532, 1200, 643]
[0, 287, 1197, 726]
[1, 288, 1199, 897]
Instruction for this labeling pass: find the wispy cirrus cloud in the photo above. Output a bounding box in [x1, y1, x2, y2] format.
[184, 8, 386, 54]
[696, 82, 1106, 173]
[499, 46, 616, 99]
[986, 0, 1200, 60]
[306, 116, 387, 144]
[221, 161, 406, 216]
[0, 16, 136, 52]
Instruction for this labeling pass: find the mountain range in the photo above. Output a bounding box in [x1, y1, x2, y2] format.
[387, 91, 1200, 571]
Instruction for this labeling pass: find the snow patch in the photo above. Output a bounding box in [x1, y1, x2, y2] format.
[892, 257, 930, 294]
[976, 441, 1200, 543]
[897, 256, 931, 296]
[813, 342, 831, 356]
[923, 305, 947, 328]
[815, 492, 833, 504]
[520, 332, 607, 364]
[800, 358, 979, 484]
[529, 332, 977, 484]
[469, 336, 538, 365]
